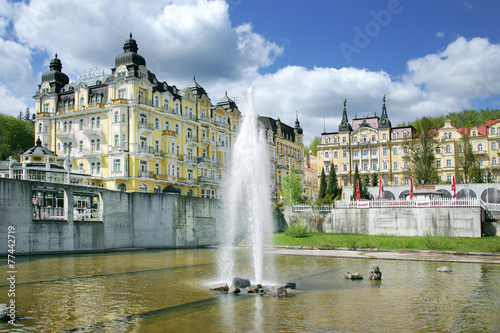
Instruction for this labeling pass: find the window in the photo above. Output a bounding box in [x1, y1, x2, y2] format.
[164, 100, 169, 111]
[122, 114, 126, 122]
[479, 158, 483, 167]
[175, 124, 179, 134]
[342, 149, 347, 158]
[78, 140, 83, 153]
[448, 132, 452, 139]
[113, 159, 121, 172]
[114, 135, 119, 147]
[363, 163, 368, 171]
[96, 117, 100, 128]
[38, 123, 42, 133]
[472, 131, 477, 136]
[393, 161, 398, 170]
[362, 149, 368, 157]
[333, 151, 338, 159]
[492, 157, 497, 165]
[394, 177, 399, 186]
[404, 161, 409, 169]
[155, 163, 160, 174]
[403, 146, 408, 155]
[392, 132, 398, 140]
[382, 147, 387, 157]
[491, 128, 495, 135]
[353, 136, 358, 143]
[437, 160, 441, 168]
[444, 133, 448, 140]
[342, 136, 346, 144]
[478, 144, 483, 152]
[42, 103, 49, 113]
[353, 150, 358, 158]
[79, 119, 83, 130]
[122, 134, 126, 147]
[138, 90, 145, 104]
[118, 89, 126, 99]
[324, 151, 329, 160]
[492, 142, 496, 150]
[446, 145, 451, 153]
[436, 146, 441, 154]
[155, 118, 159, 129]
[384, 177, 388, 185]
[372, 134, 376, 142]
[383, 162, 388, 170]
[334, 137, 338, 144]
[80, 96, 85, 107]
[114, 111, 119, 123]
[382, 133, 387, 141]
[154, 96, 159, 107]
[372, 148, 377, 156]
[403, 131, 408, 139]
[446, 159, 452, 168]
[372, 163, 377, 170]
[343, 164, 347, 172]
[325, 137, 330, 144]
[392, 147, 398, 156]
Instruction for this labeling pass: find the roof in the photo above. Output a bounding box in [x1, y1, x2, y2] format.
[21, 138, 57, 157]
[258, 116, 296, 142]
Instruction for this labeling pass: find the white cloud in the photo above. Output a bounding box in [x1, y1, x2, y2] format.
[435, 31, 445, 38]
[0, 83, 28, 116]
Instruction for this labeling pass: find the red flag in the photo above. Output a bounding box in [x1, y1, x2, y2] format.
[410, 176, 414, 199]
[355, 179, 360, 200]
[452, 176, 456, 198]
[378, 177, 383, 199]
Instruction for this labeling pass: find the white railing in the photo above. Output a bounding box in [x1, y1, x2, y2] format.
[292, 204, 333, 213]
[33, 207, 65, 220]
[73, 208, 102, 221]
[480, 201, 500, 211]
[334, 198, 480, 209]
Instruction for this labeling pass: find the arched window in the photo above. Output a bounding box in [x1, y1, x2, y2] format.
[80, 96, 85, 107]
[96, 117, 100, 128]
[334, 137, 338, 144]
[211, 190, 216, 199]
[446, 145, 451, 153]
[175, 124, 179, 134]
[187, 189, 194, 197]
[448, 132, 452, 139]
[478, 143, 483, 152]
[472, 131, 477, 136]
[165, 121, 170, 130]
[153, 185, 162, 193]
[444, 133, 448, 139]
[201, 189, 206, 198]
[492, 142, 497, 150]
[325, 137, 329, 144]
[154, 95, 159, 107]
[139, 183, 148, 193]
[164, 99, 169, 111]
[79, 119, 83, 130]
[140, 114, 147, 126]
[436, 146, 441, 154]
[324, 151, 329, 160]
[38, 123, 42, 133]
[403, 131, 408, 139]
[90, 117, 95, 128]
[492, 157, 497, 166]
[155, 118, 159, 129]
[114, 111, 119, 123]
[117, 183, 127, 192]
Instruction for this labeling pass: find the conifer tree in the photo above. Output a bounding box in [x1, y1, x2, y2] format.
[318, 167, 327, 199]
[327, 165, 341, 200]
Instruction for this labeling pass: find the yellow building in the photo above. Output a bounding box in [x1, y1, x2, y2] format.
[303, 153, 318, 203]
[34, 34, 240, 196]
[435, 118, 500, 182]
[317, 98, 415, 189]
[258, 115, 304, 202]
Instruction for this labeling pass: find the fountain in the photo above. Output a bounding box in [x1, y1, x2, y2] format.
[217, 87, 274, 286]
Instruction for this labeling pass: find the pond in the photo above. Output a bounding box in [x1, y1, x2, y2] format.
[0, 248, 498, 332]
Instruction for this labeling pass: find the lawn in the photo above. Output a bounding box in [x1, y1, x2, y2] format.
[273, 232, 500, 253]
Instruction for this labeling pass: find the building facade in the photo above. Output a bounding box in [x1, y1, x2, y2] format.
[258, 115, 304, 202]
[317, 98, 415, 190]
[303, 153, 318, 203]
[33, 34, 240, 197]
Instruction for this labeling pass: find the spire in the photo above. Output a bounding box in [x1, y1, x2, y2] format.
[339, 98, 352, 132]
[123, 32, 138, 53]
[379, 93, 391, 128]
[49, 53, 62, 72]
[294, 111, 303, 134]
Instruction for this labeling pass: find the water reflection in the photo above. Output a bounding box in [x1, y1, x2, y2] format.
[0, 249, 498, 332]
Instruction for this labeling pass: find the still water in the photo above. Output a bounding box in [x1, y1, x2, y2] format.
[0, 248, 499, 332]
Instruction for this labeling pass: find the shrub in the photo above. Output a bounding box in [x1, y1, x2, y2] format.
[285, 222, 310, 238]
[420, 230, 452, 250]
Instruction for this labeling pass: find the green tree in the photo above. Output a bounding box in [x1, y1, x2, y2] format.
[371, 173, 379, 186]
[351, 164, 370, 200]
[304, 136, 321, 156]
[326, 165, 342, 201]
[471, 164, 485, 183]
[404, 117, 440, 185]
[455, 133, 476, 183]
[0, 113, 35, 161]
[318, 167, 327, 199]
[280, 165, 305, 205]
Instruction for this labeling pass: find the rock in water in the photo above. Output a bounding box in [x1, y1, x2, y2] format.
[285, 282, 296, 289]
[232, 277, 251, 288]
[437, 266, 453, 273]
[369, 265, 382, 280]
[209, 283, 229, 292]
[228, 286, 240, 294]
[345, 272, 363, 280]
[269, 285, 287, 297]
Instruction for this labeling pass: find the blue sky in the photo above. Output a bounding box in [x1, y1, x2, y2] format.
[1, 0, 500, 144]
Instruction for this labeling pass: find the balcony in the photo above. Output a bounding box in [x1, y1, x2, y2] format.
[138, 145, 154, 157]
[184, 155, 197, 164]
[200, 137, 211, 145]
[56, 128, 73, 140]
[199, 176, 221, 185]
[111, 99, 129, 105]
[214, 120, 229, 130]
[199, 115, 211, 123]
[82, 148, 102, 159]
[162, 152, 181, 160]
[138, 122, 154, 133]
[185, 135, 198, 145]
[83, 124, 103, 137]
[162, 130, 178, 138]
[197, 157, 212, 164]
[184, 114, 196, 122]
[277, 165, 288, 170]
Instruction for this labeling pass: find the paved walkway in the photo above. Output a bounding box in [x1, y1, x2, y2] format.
[265, 246, 500, 264]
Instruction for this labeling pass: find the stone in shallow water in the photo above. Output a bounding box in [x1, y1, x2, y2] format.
[209, 283, 229, 292]
[369, 265, 382, 280]
[232, 277, 251, 288]
[437, 266, 453, 273]
[345, 272, 363, 280]
[228, 286, 240, 294]
[269, 285, 287, 297]
[246, 286, 258, 293]
[285, 282, 296, 289]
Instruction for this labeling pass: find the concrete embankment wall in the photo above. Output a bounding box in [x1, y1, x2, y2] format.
[284, 206, 484, 238]
[0, 178, 219, 255]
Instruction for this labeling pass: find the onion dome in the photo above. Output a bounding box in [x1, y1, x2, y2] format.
[41, 53, 69, 86]
[114, 33, 146, 68]
[294, 112, 303, 134]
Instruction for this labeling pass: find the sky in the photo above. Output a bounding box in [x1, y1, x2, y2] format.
[1, 0, 500, 144]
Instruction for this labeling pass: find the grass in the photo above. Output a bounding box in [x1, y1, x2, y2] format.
[284, 222, 310, 238]
[273, 232, 500, 253]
